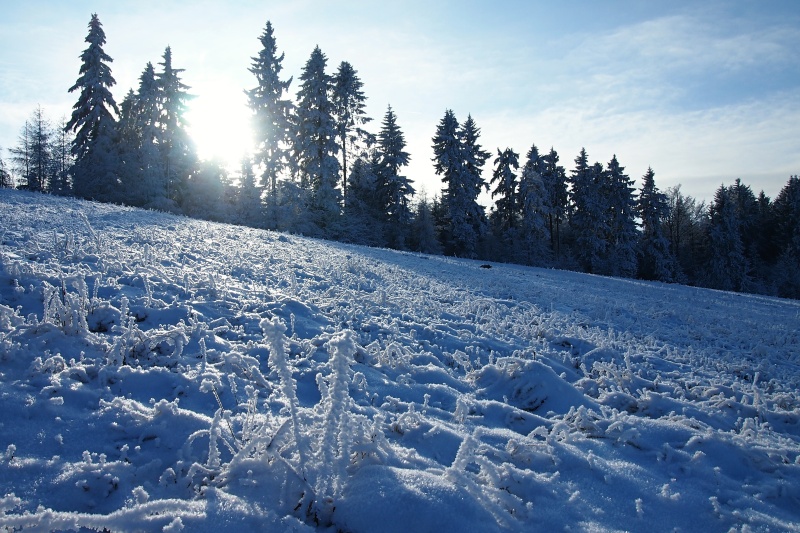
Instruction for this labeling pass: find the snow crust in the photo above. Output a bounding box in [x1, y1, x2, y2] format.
[1, 189, 799, 531]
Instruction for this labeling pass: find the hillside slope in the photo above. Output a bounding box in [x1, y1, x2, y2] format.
[1, 189, 799, 531]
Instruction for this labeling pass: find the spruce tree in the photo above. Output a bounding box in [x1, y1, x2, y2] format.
[116, 89, 138, 147]
[637, 167, 679, 281]
[48, 117, 73, 196]
[375, 106, 414, 249]
[294, 46, 341, 235]
[247, 21, 293, 227]
[706, 184, 750, 291]
[332, 61, 373, 202]
[0, 150, 12, 188]
[754, 190, 779, 268]
[665, 185, 707, 284]
[182, 159, 229, 222]
[540, 147, 568, 258]
[135, 62, 167, 206]
[518, 143, 549, 265]
[603, 155, 638, 277]
[490, 147, 520, 233]
[117, 89, 144, 205]
[489, 147, 521, 261]
[156, 46, 196, 207]
[116, 62, 167, 208]
[342, 155, 385, 246]
[772, 176, 800, 298]
[432, 110, 464, 255]
[432, 111, 489, 257]
[459, 115, 491, 255]
[410, 191, 442, 255]
[730, 179, 763, 285]
[9, 120, 32, 190]
[26, 106, 52, 192]
[65, 13, 119, 201]
[235, 155, 264, 227]
[569, 149, 607, 273]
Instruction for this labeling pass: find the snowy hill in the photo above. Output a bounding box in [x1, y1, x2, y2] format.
[1, 189, 799, 532]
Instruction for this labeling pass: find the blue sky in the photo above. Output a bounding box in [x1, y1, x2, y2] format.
[1, 0, 798, 202]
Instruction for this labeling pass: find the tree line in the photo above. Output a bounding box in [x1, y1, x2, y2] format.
[2, 14, 798, 299]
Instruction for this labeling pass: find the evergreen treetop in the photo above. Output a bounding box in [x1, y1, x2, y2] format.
[332, 61, 373, 196]
[247, 21, 294, 196]
[65, 13, 118, 161]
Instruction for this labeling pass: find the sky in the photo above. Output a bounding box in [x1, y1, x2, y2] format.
[1, 0, 799, 203]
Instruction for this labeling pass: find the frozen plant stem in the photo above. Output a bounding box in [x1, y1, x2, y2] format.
[260, 317, 307, 479]
[320, 331, 357, 501]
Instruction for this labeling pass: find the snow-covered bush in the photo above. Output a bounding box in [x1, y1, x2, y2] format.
[42, 277, 91, 336]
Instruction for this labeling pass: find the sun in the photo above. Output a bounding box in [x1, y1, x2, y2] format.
[185, 85, 254, 170]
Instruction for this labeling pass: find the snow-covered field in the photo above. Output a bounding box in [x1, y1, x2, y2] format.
[1, 189, 799, 532]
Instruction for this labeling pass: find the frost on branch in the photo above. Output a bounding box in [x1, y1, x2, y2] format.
[316, 330, 358, 507]
[260, 317, 307, 477]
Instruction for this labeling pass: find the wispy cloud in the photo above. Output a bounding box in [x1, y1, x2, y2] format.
[543, 11, 800, 112]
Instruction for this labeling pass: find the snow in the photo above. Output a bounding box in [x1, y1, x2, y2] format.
[1, 188, 799, 532]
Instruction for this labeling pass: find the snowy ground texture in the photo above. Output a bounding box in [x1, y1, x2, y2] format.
[1, 190, 799, 532]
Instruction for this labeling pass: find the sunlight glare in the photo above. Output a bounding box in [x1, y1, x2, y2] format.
[186, 85, 254, 171]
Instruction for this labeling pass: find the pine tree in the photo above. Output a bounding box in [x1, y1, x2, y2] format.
[754, 190, 780, 268]
[459, 115, 490, 251]
[730, 179, 763, 286]
[410, 190, 442, 255]
[274, 179, 314, 235]
[27, 106, 51, 192]
[375, 106, 414, 249]
[294, 46, 341, 235]
[247, 21, 293, 227]
[235, 155, 264, 227]
[65, 13, 119, 201]
[540, 147, 568, 258]
[342, 155, 385, 246]
[135, 63, 161, 136]
[156, 46, 196, 207]
[0, 150, 12, 188]
[432, 111, 490, 256]
[117, 89, 137, 143]
[11, 108, 58, 193]
[602, 155, 638, 277]
[432, 110, 465, 255]
[772, 176, 800, 298]
[491, 147, 520, 232]
[182, 159, 229, 222]
[665, 185, 707, 284]
[637, 167, 679, 281]
[332, 61, 373, 203]
[135, 62, 166, 206]
[9, 120, 32, 190]
[49, 117, 73, 195]
[116, 62, 166, 208]
[706, 184, 750, 291]
[569, 149, 607, 273]
[489, 147, 520, 261]
[518, 143, 549, 265]
[117, 89, 142, 204]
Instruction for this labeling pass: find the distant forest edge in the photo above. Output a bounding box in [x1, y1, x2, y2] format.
[1, 14, 798, 299]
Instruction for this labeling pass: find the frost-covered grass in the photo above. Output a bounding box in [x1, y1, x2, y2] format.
[1, 189, 799, 532]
